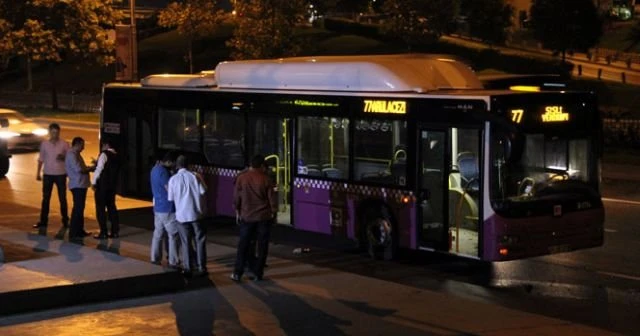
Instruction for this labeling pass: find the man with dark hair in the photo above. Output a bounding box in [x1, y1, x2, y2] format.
[34, 123, 70, 229]
[92, 140, 121, 239]
[150, 151, 180, 268]
[65, 137, 95, 240]
[231, 154, 278, 282]
[168, 155, 208, 277]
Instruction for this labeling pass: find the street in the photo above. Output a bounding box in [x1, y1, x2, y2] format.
[0, 124, 639, 335]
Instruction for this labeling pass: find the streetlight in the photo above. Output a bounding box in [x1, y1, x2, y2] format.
[129, 0, 138, 81]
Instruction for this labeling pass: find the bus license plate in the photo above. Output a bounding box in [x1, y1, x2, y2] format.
[549, 244, 570, 254]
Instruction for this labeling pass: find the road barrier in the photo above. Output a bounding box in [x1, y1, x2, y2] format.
[0, 90, 101, 113]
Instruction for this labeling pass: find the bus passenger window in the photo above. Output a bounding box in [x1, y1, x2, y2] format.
[297, 117, 349, 179]
[354, 119, 407, 185]
[158, 108, 199, 152]
[203, 110, 245, 167]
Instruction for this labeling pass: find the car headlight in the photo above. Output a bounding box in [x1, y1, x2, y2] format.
[32, 128, 48, 136]
[0, 131, 20, 139]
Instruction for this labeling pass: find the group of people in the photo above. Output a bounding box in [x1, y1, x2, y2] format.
[35, 121, 277, 281]
[150, 152, 277, 282]
[35, 123, 120, 240]
[150, 152, 209, 277]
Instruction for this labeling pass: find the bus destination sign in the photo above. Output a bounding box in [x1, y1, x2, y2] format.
[541, 105, 569, 123]
[363, 100, 406, 114]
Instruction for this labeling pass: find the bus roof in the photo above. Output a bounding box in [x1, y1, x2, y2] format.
[140, 54, 483, 92]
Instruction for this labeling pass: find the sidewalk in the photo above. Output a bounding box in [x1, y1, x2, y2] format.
[0, 209, 621, 335]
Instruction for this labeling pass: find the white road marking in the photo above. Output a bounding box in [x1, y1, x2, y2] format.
[604, 228, 617, 233]
[602, 197, 640, 206]
[598, 271, 640, 282]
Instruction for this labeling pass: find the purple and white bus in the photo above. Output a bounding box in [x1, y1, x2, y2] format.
[100, 54, 604, 261]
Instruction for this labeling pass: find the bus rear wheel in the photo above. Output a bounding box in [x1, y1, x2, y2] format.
[362, 208, 396, 260]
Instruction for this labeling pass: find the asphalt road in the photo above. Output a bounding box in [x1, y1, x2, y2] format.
[1, 125, 639, 334]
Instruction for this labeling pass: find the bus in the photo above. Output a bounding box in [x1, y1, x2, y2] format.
[100, 54, 604, 261]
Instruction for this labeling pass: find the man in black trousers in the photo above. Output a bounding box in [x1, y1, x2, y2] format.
[92, 140, 121, 239]
[231, 154, 278, 282]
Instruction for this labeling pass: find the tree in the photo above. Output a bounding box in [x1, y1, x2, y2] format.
[0, 0, 122, 108]
[465, 0, 513, 46]
[0, 18, 12, 69]
[382, 0, 456, 50]
[529, 0, 603, 62]
[227, 0, 307, 60]
[158, 0, 226, 74]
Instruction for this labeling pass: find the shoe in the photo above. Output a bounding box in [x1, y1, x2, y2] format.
[81, 231, 91, 237]
[33, 222, 46, 229]
[151, 260, 161, 265]
[181, 269, 193, 278]
[194, 268, 209, 277]
[229, 273, 241, 282]
[167, 264, 181, 270]
[109, 233, 119, 238]
[248, 275, 264, 281]
[93, 233, 108, 240]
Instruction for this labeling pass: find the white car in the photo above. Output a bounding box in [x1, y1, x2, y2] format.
[0, 108, 49, 151]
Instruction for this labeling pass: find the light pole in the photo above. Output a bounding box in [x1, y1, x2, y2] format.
[129, 0, 138, 81]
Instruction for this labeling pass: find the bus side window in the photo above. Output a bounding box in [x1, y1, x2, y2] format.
[354, 119, 407, 185]
[297, 116, 349, 179]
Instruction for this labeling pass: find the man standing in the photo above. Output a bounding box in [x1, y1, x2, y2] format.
[231, 154, 278, 282]
[65, 137, 95, 240]
[167, 155, 207, 277]
[92, 140, 120, 239]
[150, 151, 180, 268]
[35, 123, 70, 229]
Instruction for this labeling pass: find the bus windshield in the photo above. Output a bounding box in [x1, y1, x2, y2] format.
[491, 134, 592, 202]
[489, 93, 601, 210]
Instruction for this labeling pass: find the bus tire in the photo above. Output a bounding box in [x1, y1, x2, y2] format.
[361, 205, 397, 261]
[0, 155, 8, 178]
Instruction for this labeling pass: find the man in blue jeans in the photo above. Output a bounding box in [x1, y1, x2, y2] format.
[150, 151, 180, 268]
[231, 154, 278, 282]
[34, 123, 70, 230]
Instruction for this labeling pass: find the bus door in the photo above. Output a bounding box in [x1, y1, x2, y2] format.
[121, 107, 153, 197]
[417, 128, 448, 251]
[248, 116, 292, 225]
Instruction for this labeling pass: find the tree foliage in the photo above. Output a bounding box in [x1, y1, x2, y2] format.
[158, 0, 226, 72]
[529, 0, 603, 60]
[0, 0, 122, 106]
[465, 0, 513, 46]
[227, 0, 306, 60]
[382, 0, 456, 49]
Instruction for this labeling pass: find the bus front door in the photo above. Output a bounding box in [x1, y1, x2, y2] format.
[417, 129, 448, 251]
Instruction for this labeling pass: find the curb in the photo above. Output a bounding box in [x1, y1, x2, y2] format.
[0, 270, 185, 316]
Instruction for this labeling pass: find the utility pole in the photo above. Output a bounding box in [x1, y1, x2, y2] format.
[130, 0, 138, 81]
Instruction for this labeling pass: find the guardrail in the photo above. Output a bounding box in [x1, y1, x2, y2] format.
[0, 90, 101, 113]
[603, 118, 640, 148]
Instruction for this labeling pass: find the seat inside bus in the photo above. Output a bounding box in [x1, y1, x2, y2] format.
[457, 152, 479, 194]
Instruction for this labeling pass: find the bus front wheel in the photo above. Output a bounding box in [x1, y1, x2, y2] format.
[362, 207, 397, 260]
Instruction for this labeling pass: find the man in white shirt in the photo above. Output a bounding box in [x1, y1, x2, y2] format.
[167, 155, 207, 277]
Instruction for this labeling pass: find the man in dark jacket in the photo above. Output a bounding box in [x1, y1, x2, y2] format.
[92, 140, 121, 239]
[231, 154, 278, 282]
